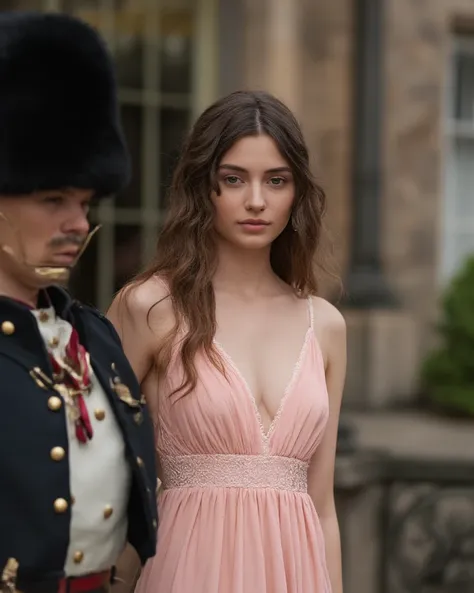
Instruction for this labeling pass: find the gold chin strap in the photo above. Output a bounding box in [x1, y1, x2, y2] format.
[1, 558, 19, 593]
[33, 225, 101, 283]
[0, 211, 101, 285]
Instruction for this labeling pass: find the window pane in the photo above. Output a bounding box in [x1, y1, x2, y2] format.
[0, 0, 42, 9]
[63, 3, 145, 89]
[447, 232, 474, 277]
[114, 10, 144, 89]
[453, 51, 474, 122]
[114, 225, 142, 292]
[117, 105, 142, 209]
[160, 9, 193, 94]
[444, 135, 474, 280]
[159, 107, 189, 205]
[63, 1, 118, 46]
[452, 137, 474, 219]
[62, 0, 98, 15]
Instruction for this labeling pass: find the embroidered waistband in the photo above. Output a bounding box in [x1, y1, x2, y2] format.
[160, 454, 308, 492]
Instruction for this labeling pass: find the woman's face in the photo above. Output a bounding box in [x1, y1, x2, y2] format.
[211, 134, 295, 251]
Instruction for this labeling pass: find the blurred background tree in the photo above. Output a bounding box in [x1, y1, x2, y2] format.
[422, 255, 474, 417]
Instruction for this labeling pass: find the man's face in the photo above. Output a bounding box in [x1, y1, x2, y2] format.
[0, 188, 93, 270]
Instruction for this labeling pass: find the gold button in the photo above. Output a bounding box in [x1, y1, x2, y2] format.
[48, 396, 62, 411]
[94, 409, 105, 421]
[103, 505, 113, 519]
[136, 457, 144, 467]
[50, 447, 65, 461]
[49, 337, 60, 348]
[73, 551, 84, 564]
[134, 412, 143, 425]
[39, 311, 49, 323]
[53, 498, 68, 513]
[153, 519, 157, 529]
[1, 321, 15, 335]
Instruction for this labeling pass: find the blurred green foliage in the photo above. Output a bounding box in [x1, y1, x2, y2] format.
[422, 255, 474, 416]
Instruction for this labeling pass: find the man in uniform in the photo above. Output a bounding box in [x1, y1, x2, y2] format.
[0, 11, 157, 593]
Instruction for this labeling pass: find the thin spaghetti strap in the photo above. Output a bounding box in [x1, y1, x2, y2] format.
[307, 296, 314, 330]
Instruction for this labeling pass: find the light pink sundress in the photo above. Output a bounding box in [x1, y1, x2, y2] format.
[135, 298, 332, 592]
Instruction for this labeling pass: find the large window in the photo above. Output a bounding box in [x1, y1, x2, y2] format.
[442, 35, 474, 281]
[2, 0, 218, 310]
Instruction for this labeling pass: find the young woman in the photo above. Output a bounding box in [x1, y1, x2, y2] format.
[107, 90, 346, 593]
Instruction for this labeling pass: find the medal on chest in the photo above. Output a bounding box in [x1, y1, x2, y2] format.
[49, 327, 94, 444]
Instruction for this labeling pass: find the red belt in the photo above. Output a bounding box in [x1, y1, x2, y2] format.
[58, 570, 111, 593]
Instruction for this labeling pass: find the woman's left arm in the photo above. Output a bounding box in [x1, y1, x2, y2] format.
[307, 300, 347, 593]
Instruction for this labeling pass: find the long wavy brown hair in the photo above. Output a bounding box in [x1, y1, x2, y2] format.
[124, 90, 330, 397]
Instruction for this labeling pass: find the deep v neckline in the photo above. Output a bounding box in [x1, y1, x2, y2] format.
[213, 298, 314, 453]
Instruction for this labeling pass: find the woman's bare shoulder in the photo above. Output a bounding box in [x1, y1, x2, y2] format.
[120, 276, 170, 312]
[311, 296, 346, 334]
[108, 275, 174, 335]
[310, 296, 346, 365]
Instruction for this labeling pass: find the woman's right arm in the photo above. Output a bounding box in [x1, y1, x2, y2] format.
[106, 279, 172, 593]
[106, 278, 172, 384]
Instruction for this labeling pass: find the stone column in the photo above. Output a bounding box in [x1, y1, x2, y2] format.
[192, 0, 219, 121]
[240, 0, 301, 115]
[342, 0, 419, 410]
[264, 0, 301, 113]
[344, 0, 395, 308]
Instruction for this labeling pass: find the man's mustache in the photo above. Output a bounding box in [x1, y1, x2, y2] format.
[49, 235, 85, 248]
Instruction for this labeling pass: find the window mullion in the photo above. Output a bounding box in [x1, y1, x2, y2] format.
[191, 0, 218, 122]
[45, 0, 61, 11]
[140, 0, 161, 265]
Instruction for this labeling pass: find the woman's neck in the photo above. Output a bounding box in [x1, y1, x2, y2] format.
[212, 241, 280, 299]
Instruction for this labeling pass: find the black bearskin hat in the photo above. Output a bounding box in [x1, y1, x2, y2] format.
[0, 11, 130, 198]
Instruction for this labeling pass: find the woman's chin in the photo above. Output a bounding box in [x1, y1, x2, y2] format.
[230, 235, 274, 251]
[216, 229, 283, 251]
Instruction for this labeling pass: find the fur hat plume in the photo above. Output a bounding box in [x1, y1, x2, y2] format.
[0, 11, 130, 197]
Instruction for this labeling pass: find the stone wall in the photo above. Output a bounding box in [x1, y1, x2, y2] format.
[298, 0, 353, 297]
[384, 0, 463, 355]
[299, 0, 474, 356]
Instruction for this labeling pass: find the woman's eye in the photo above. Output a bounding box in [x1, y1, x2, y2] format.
[225, 175, 241, 185]
[269, 177, 285, 186]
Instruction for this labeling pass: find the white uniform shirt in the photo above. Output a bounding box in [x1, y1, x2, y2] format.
[32, 307, 132, 576]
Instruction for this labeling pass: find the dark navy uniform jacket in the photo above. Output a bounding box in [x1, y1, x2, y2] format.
[0, 286, 157, 590]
